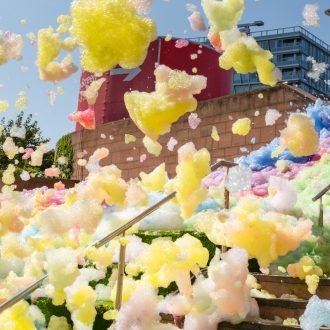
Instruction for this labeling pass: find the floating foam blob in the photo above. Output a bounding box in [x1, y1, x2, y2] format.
[81, 164, 128, 207]
[0, 31, 24, 65]
[268, 176, 297, 212]
[44, 167, 61, 177]
[112, 284, 179, 330]
[46, 247, 79, 305]
[2, 164, 16, 185]
[15, 91, 28, 110]
[232, 117, 251, 136]
[201, 0, 244, 32]
[20, 170, 30, 181]
[85, 147, 109, 172]
[69, 105, 96, 130]
[287, 256, 323, 294]
[47, 316, 71, 330]
[175, 39, 189, 48]
[26, 32, 36, 45]
[196, 197, 313, 269]
[302, 3, 320, 27]
[307, 57, 328, 82]
[0, 100, 9, 112]
[265, 108, 282, 126]
[37, 27, 78, 82]
[126, 179, 148, 206]
[3, 137, 19, 159]
[10, 125, 26, 139]
[211, 125, 220, 141]
[166, 142, 210, 218]
[140, 163, 168, 192]
[184, 247, 258, 328]
[80, 77, 106, 105]
[126, 234, 208, 295]
[125, 64, 207, 141]
[36, 198, 104, 237]
[274, 113, 319, 157]
[143, 135, 162, 156]
[219, 28, 277, 87]
[167, 136, 178, 151]
[70, 0, 157, 74]
[300, 296, 330, 330]
[188, 112, 201, 129]
[56, 15, 72, 34]
[125, 134, 136, 144]
[208, 29, 222, 52]
[30, 144, 48, 166]
[225, 164, 252, 194]
[128, 0, 152, 15]
[0, 301, 36, 330]
[188, 11, 207, 32]
[65, 269, 102, 330]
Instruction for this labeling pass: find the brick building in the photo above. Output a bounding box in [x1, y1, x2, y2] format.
[69, 84, 316, 181]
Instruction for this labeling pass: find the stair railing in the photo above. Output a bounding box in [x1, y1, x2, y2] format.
[312, 183, 330, 230]
[0, 159, 237, 313]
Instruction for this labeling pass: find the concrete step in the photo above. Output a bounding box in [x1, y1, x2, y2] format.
[253, 274, 330, 300]
[256, 297, 306, 320]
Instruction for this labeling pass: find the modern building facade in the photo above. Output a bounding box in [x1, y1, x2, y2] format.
[232, 26, 330, 98]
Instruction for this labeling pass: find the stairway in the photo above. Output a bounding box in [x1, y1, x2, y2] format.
[20, 231, 330, 329]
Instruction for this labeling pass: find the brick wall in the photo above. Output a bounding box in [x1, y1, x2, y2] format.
[70, 84, 316, 181]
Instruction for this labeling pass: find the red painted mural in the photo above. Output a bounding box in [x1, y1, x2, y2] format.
[75, 37, 232, 130]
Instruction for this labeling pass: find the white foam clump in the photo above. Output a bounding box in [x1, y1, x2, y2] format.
[225, 164, 252, 194]
[3, 137, 19, 159]
[265, 109, 281, 126]
[10, 125, 26, 139]
[302, 3, 320, 27]
[184, 248, 259, 330]
[307, 57, 328, 81]
[300, 295, 330, 330]
[35, 199, 104, 237]
[109, 284, 180, 330]
[268, 176, 297, 212]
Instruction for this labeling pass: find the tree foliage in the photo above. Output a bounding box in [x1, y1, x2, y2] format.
[54, 134, 74, 179]
[0, 113, 53, 175]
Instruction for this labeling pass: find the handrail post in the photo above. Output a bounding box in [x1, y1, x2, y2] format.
[319, 197, 324, 233]
[115, 232, 126, 310]
[222, 166, 230, 254]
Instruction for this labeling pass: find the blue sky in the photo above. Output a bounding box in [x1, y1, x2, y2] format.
[0, 0, 329, 148]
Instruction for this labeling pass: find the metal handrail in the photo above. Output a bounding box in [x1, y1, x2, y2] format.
[312, 183, 330, 202]
[0, 159, 237, 313]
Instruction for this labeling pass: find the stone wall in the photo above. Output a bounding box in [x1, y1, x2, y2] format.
[70, 84, 316, 181]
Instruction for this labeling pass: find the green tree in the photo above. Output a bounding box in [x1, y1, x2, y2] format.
[0, 113, 53, 176]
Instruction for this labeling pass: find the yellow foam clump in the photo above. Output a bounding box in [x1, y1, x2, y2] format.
[201, 0, 244, 32]
[232, 117, 251, 136]
[66, 282, 97, 326]
[196, 198, 313, 269]
[202, 0, 278, 87]
[80, 78, 106, 105]
[273, 113, 319, 157]
[211, 125, 220, 141]
[166, 142, 211, 218]
[37, 26, 78, 82]
[70, 0, 157, 74]
[0, 301, 36, 330]
[142, 136, 162, 156]
[125, 64, 207, 141]
[83, 165, 128, 207]
[15, 91, 28, 110]
[287, 256, 323, 294]
[124, 134, 136, 144]
[220, 28, 277, 87]
[126, 234, 208, 295]
[139, 163, 168, 192]
[0, 100, 9, 112]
